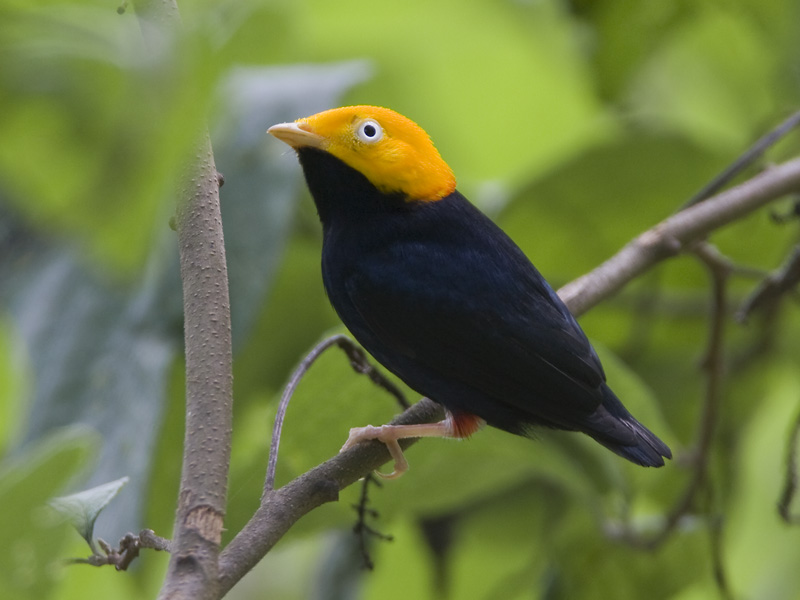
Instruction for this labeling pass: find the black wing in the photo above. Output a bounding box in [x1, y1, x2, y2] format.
[342, 234, 609, 432]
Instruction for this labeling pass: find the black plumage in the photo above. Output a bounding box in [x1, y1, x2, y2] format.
[298, 147, 671, 467]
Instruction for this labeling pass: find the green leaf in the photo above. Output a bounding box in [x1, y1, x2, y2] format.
[626, 9, 779, 151]
[0, 426, 97, 600]
[49, 476, 129, 548]
[499, 133, 724, 280]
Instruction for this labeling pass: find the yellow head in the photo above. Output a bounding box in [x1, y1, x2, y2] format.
[268, 105, 456, 201]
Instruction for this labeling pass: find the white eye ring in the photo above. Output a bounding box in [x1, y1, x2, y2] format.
[356, 119, 383, 143]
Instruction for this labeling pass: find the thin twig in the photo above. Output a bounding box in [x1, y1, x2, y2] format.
[689, 242, 767, 280]
[709, 515, 734, 600]
[679, 110, 800, 210]
[705, 486, 734, 600]
[265, 334, 408, 494]
[69, 529, 171, 570]
[663, 243, 728, 542]
[608, 242, 729, 549]
[664, 242, 728, 534]
[352, 474, 393, 570]
[334, 337, 410, 410]
[770, 197, 800, 224]
[738, 244, 800, 323]
[778, 404, 800, 524]
[265, 335, 348, 495]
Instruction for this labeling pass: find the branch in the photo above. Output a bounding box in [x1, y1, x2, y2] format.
[679, 109, 800, 210]
[131, 1, 233, 598]
[217, 398, 444, 595]
[558, 157, 800, 317]
[165, 132, 232, 600]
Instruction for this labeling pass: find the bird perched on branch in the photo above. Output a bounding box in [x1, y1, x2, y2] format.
[268, 105, 671, 477]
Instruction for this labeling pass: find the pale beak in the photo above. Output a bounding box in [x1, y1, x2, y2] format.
[267, 121, 325, 149]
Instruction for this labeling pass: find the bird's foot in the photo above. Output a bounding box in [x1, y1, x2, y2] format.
[340, 420, 460, 479]
[341, 424, 411, 479]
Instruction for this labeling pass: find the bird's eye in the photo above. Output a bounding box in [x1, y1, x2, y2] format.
[356, 119, 383, 143]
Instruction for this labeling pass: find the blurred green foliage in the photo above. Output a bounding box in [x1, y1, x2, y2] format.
[1, 0, 799, 599]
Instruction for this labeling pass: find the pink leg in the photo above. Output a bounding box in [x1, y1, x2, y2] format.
[340, 411, 485, 479]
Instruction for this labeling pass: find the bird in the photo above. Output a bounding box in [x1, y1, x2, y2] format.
[268, 105, 671, 478]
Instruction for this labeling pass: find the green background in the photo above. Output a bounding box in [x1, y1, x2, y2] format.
[1, 0, 800, 598]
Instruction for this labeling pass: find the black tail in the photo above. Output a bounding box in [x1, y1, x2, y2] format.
[581, 385, 672, 467]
